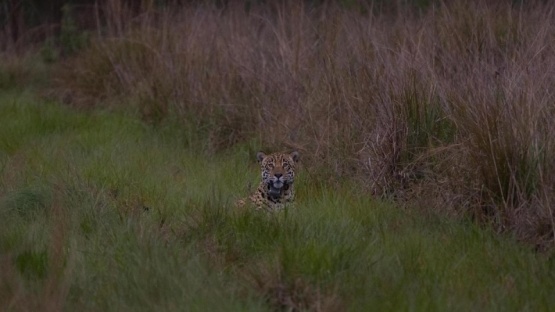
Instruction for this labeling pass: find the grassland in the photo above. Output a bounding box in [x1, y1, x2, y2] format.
[40, 0, 555, 247]
[2, 0, 555, 310]
[1, 89, 554, 311]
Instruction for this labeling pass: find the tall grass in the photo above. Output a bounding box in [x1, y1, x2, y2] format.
[1, 91, 555, 310]
[47, 0, 555, 246]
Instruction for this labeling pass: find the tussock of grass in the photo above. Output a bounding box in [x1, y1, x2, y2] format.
[1, 91, 555, 310]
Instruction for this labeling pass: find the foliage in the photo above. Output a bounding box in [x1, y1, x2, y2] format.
[43, 0, 555, 246]
[1, 91, 554, 310]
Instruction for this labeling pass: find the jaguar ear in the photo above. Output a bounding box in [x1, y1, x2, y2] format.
[256, 151, 266, 163]
[290, 151, 300, 163]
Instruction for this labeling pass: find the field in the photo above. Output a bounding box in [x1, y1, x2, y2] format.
[1, 0, 555, 311]
[1, 89, 554, 311]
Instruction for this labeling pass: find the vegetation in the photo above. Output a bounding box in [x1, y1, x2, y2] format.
[41, 0, 555, 247]
[1, 90, 554, 311]
[2, 0, 555, 310]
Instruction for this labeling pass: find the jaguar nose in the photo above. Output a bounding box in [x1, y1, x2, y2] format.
[274, 173, 283, 179]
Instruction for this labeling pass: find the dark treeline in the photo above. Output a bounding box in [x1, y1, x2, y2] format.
[1, 0, 435, 50]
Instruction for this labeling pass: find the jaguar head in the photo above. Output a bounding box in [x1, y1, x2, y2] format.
[257, 151, 300, 198]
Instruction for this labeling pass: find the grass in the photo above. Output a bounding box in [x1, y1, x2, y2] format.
[41, 0, 555, 246]
[1, 89, 555, 311]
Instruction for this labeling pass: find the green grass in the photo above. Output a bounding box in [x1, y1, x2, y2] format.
[1, 90, 554, 311]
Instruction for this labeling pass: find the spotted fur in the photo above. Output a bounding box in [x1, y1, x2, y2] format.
[237, 151, 300, 212]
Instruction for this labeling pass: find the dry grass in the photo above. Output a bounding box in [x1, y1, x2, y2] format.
[46, 0, 555, 247]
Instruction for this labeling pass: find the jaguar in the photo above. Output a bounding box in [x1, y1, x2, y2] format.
[236, 151, 300, 212]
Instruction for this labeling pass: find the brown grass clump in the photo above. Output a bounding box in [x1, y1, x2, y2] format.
[47, 0, 555, 247]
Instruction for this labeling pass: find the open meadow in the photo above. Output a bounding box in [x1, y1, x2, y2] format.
[1, 0, 555, 311]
